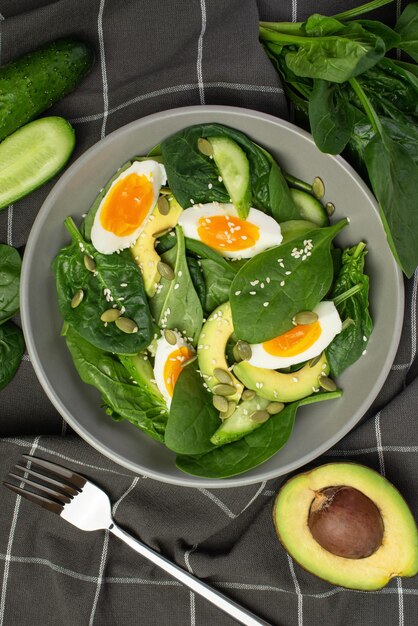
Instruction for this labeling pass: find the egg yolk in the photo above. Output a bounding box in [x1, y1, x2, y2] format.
[197, 215, 259, 251]
[263, 321, 322, 357]
[164, 346, 194, 397]
[100, 173, 155, 237]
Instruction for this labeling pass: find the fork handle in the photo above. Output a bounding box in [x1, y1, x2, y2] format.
[110, 523, 271, 626]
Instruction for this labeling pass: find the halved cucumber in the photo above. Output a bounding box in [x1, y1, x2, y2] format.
[0, 116, 75, 210]
[209, 136, 251, 219]
[290, 188, 328, 227]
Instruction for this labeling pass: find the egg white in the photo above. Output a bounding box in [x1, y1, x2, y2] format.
[178, 202, 282, 258]
[153, 332, 194, 407]
[91, 160, 167, 254]
[247, 301, 342, 369]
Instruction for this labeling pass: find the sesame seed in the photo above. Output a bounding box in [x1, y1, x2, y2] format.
[280, 280, 285, 287]
[260, 283, 264, 288]
[292, 377, 299, 383]
[263, 302, 269, 307]
[362, 349, 367, 356]
[235, 290, 241, 296]
[347, 217, 351, 223]
[174, 283, 179, 290]
[190, 199, 195, 204]
[241, 236, 248, 241]
[363, 335, 367, 342]
[285, 271, 291, 276]
[208, 183, 213, 189]
[249, 291, 256, 295]
[178, 271, 183, 277]
[250, 280, 259, 286]
[218, 176, 223, 182]
[120, 283, 127, 287]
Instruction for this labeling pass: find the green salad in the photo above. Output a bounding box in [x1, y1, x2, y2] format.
[53, 123, 372, 478]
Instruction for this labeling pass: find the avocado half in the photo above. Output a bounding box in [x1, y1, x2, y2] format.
[273, 463, 418, 590]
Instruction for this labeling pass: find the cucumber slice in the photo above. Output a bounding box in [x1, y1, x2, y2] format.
[209, 136, 251, 219]
[0, 117, 75, 210]
[280, 219, 320, 244]
[290, 188, 328, 227]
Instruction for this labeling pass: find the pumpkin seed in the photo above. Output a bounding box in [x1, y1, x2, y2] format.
[213, 367, 234, 384]
[232, 344, 242, 363]
[235, 340, 252, 361]
[100, 308, 122, 322]
[242, 389, 256, 401]
[250, 410, 270, 424]
[157, 195, 170, 215]
[213, 383, 237, 397]
[319, 376, 337, 392]
[312, 176, 325, 199]
[84, 255, 96, 272]
[220, 401, 236, 420]
[163, 329, 177, 345]
[157, 261, 175, 280]
[325, 201, 335, 217]
[213, 395, 228, 413]
[71, 289, 84, 308]
[267, 402, 285, 415]
[159, 187, 171, 195]
[197, 137, 213, 156]
[293, 310, 318, 325]
[309, 353, 323, 368]
[115, 317, 138, 334]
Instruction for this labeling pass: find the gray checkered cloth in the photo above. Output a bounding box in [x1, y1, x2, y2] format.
[0, 1, 417, 624]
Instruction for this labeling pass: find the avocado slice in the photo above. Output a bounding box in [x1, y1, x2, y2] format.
[233, 353, 329, 403]
[273, 463, 418, 590]
[209, 136, 251, 219]
[130, 197, 182, 296]
[210, 395, 270, 446]
[197, 301, 243, 404]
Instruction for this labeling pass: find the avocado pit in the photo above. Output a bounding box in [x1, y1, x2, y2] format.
[308, 486, 384, 559]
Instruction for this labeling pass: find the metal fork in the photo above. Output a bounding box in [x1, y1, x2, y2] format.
[3, 455, 271, 626]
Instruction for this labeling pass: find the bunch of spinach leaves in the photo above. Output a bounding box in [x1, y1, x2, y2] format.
[260, 0, 418, 277]
[0, 244, 24, 391]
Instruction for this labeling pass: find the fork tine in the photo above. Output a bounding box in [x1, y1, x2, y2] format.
[14, 464, 80, 496]
[3, 482, 64, 514]
[7, 472, 72, 504]
[21, 455, 86, 489]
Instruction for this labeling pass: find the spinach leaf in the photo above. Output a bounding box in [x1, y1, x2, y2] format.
[185, 237, 239, 273]
[303, 14, 346, 37]
[0, 321, 25, 391]
[186, 256, 207, 309]
[149, 226, 203, 344]
[161, 123, 299, 222]
[355, 20, 400, 51]
[81, 161, 132, 240]
[364, 132, 418, 278]
[165, 361, 219, 455]
[0, 244, 21, 324]
[200, 258, 234, 314]
[326, 243, 372, 376]
[53, 218, 153, 354]
[65, 327, 167, 442]
[176, 391, 341, 478]
[230, 219, 347, 343]
[309, 79, 358, 154]
[283, 23, 386, 83]
[395, 1, 418, 62]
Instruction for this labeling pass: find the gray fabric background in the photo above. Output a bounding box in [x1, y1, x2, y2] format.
[0, 1, 417, 625]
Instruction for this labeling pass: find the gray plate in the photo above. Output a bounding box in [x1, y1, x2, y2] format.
[21, 106, 404, 488]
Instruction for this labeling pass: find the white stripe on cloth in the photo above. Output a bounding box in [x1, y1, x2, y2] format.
[7, 205, 13, 246]
[197, 0, 207, 105]
[329, 446, 418, 456]
[89, 476, 139, 625]
[374, 412, 386, 477]
[287, 555, 303, 626]
[69, 82, 285, 124]
[407, 269, 418, 373]
[197, 488, 236, 518]
[291, 0, 298, 23]
[0, 436, 41, 626]
[184, 545, 198, 626]
[2, 437, 131, 475]
[98, 0, 109, 139]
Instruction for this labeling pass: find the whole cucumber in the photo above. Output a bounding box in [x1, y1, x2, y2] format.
[0, 38, 94, 142]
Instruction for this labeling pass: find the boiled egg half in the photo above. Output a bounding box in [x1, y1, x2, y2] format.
[178, 202, 282, 258]
[91, 160, 166, 254]
[153, 332, 195, 407]
[247, 301, 342, 369]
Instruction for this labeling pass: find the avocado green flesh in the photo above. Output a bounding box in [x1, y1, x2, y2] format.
[233, 354, 329, 403]
[209, 136, 251, 218]
[274, 463, 418, 590]
[0, 117, 75, 210]
[118, 353, 164, 401]
[197, 302, 243, 404]
[210, 395, 269, 445]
